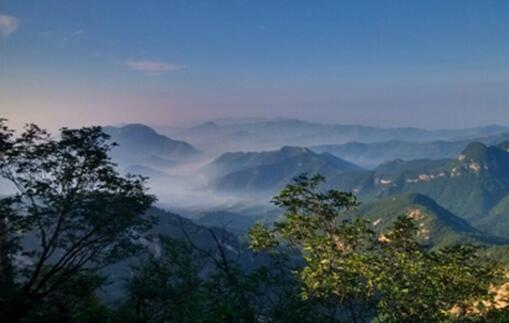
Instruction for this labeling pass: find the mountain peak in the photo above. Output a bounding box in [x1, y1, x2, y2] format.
[192, 121, 220, 130]
[104, 123, 201, 162]
[458, 142, 509, 164]
[279, 146, 310, 154]
[118, 123, 159, 135]
[458, 142, 489, 162]
[496, 141, 509, 153]
[454, 142, 509, 178]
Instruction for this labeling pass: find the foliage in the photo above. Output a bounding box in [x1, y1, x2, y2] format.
[117, 236, 206, 322]
[0, 120, 155, 321]
[248, 174, 508, 322]
[116, 231, 333, 323]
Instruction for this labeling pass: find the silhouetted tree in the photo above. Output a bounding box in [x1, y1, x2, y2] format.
[0, 120, 155, 322]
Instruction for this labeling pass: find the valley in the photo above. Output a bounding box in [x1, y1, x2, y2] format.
[102, 120, 509, 250]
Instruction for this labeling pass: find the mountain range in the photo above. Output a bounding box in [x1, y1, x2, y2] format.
[324, 141, 509, 236]
[208, 140, 509, 238]
[311, 132, 509, 168]
[206, 146, 362, 192]
[98, 120, 509, 253]
[165, 118, 509, 153]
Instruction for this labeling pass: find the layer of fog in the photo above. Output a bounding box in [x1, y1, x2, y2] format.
[131, 158, 274, 218]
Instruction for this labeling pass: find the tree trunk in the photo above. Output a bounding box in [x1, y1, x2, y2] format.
[0, 215, 13, 288]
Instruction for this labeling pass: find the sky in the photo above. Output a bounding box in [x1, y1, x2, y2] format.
[1, 0, 509, 130]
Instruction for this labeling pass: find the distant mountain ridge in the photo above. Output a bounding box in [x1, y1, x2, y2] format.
[310, 132, 509, 168]
[170, 118, 509, 153]
[104, 123, 202, 167]
[207, 146, 362, 192]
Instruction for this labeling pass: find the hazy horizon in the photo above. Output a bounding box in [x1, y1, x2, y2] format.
[4, 116, 509, 135]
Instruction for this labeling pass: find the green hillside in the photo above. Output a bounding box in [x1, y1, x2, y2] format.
[352, 193, 508, 248]
[476, 193, 509, 237]
[327, 141, 509, 236]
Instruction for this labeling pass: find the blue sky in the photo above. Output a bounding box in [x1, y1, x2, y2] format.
[1, 0, 508, 130]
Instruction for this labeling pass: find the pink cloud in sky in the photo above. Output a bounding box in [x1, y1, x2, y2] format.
[0, 14, 20, 36]
[125, 60, 186, 75]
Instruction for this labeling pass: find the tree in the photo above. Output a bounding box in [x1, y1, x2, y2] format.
[374, 217, 503, 322]
[120, 232, 330, 323]
[248, 174, 507, 322]
[119, 236, 206, 323]
[0, 120, 156, 321]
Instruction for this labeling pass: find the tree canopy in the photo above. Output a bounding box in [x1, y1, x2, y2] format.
[0, 120, 155, 321]
[249, 174, 508, 322]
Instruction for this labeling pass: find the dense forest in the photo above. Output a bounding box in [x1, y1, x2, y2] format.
[0, 121, 508, 322]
